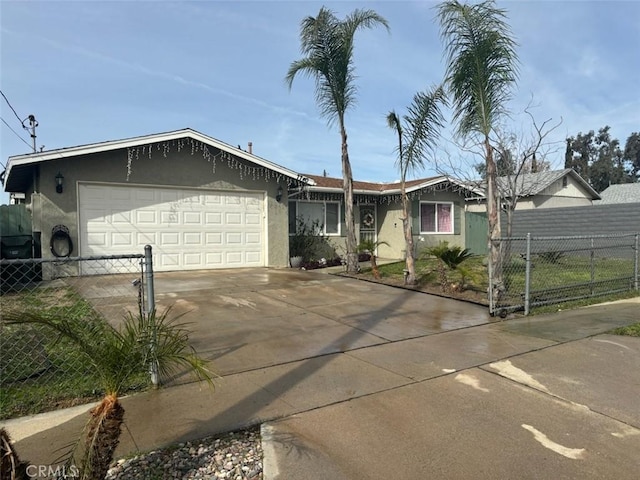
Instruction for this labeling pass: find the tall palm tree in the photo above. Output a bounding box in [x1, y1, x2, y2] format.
[387, 86, 447, 285]
[437, 0, 519, 305]
[4, 308, 213, 480]
[286, 7, 389, 274]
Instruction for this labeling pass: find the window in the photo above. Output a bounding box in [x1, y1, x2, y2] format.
[420, 202, 453, 234]
[289, 201, 340, 235]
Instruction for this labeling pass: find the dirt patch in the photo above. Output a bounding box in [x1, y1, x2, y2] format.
[340, 272, 489, 306]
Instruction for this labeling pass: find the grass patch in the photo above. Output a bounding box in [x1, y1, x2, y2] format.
[0, 284, 146, 420]
[611, 323, 640, 337]
[377, 256, 488, 292]
[527, 290, 639, 316]
[373, 255, 638, 313]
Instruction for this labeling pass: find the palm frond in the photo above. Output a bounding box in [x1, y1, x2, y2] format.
[437, 0, 519, 138]
[402, 85, 447, 175]
[286, 6, 389, 127]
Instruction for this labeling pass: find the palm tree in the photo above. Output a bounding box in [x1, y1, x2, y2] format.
[437, 0, 519, 305]
[286, 7, 389, 274]
[4, 308, 213, 480]
[386, 86, 447, 285]
[357, 238, 389, 280]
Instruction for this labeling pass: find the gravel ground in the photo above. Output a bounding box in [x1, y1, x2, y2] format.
[106, 427, 263, 480]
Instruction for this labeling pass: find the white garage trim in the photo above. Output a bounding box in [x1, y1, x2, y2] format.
[78, 182, 265, 271]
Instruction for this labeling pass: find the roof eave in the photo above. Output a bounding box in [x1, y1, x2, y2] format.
[4, 128, 313, 191]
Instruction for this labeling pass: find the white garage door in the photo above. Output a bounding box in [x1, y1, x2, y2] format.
[79, 183, 265, 271]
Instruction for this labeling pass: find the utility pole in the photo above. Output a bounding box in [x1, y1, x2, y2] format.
[22, 114, 38, 153]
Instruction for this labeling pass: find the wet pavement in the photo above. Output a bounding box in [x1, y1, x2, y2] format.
[3, 268, 639, 479]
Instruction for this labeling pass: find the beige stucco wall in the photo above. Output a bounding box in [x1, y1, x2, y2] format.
[28, 145, 289, 269]
[377, 190, 465, 259]
[466, 176, 594, 212]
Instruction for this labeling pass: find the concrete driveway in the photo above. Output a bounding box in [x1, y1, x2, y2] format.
[151, 268, 493, 378]
[7, 268, 640, 479]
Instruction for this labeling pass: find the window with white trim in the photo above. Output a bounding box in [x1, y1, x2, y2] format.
[289, 201, 340, 235]
[420, 202, 453, 234]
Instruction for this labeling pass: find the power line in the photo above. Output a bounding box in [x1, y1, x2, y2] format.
[0, 89, 25, 127]
[1, 116, 32, 150]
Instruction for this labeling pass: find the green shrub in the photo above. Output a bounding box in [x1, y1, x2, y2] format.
[289, 217, 336, 262]
[424, 241, 473, 269]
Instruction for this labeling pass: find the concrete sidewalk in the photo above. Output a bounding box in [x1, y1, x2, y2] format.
[3, 274, 639, 478]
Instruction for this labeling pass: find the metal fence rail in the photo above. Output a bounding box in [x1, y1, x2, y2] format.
[490, 233, 639, 316]
[0, 251, 152, 420]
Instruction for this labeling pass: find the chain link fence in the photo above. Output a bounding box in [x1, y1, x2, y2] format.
[490, 234, 639, 316]
[0, 253, 150, 420]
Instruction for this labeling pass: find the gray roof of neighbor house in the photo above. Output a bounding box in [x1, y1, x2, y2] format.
[494, 168, 600, 200]
[2, 128, 311, 193]
[594, 183, 640, 204]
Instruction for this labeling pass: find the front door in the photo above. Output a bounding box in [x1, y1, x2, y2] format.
[359, 204, 377, 248]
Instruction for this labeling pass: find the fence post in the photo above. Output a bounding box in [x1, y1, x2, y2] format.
[590, 237, 595, 296]
[635, 234, 639, 291]
[144, 245, 159, 387]
[144, 245, 155, 314]
[524, 233, 531, 316]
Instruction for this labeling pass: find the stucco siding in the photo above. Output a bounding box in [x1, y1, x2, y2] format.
[377, 191, 465, 259]
[31, 146, 289, 267]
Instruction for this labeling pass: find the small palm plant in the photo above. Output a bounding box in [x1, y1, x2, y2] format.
[358, 238, 389, 280]
[3, 307, 213, 480]
[425, 241, 473, 293]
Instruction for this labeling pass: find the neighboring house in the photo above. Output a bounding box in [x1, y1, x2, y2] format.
[291, 174, 483, 259]
[594, 183, 640, 204]
[466, 169, 601, 213]
[2, 128, 309, 272]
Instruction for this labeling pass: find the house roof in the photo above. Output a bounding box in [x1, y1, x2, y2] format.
[594, 183, 640, 204]
[303, 174, 485, 197]
[494, 168, 600, 200]
[3, 128, 312, 192]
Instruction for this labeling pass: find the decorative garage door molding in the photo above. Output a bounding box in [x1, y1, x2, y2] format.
[78, 183, 265, 271]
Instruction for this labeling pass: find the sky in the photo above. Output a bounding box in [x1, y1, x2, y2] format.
[1, 0, 639, 204]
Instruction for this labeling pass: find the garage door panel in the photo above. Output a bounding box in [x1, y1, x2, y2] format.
[226, 212, 242, 225]
[225, 195, 242, 206]
[225, 252, 243, 264]
[245, 232, 261, 244]
[137, 232, 156, 245]
[246, 251, 262, 264]
[160, 253, 180, 268]
[160, 211, 179, 225]
[111, 232, 133, 246]
[206, 232, 223, 245]
[245, 213, 261, 225]
[184, 253, 202, 266]
[87, 233, 107, 247]
[112, 211, 132, 224]
[184, 211, 202, 224]
[136, 211, 156, 224]
[161, 232, 180, 246]
[136, 189, 156, 202]
[80, 184, 265, 271]
[226, 232, 243, 245]
[183, 232, 202, 245]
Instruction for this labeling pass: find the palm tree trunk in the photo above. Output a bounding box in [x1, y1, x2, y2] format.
[370, 254, 381, 280]
[485, 138, 503, 303]
[340, 119, 359, 274]
[437, 259, 450, 293]
[402, 187, 417, 284]
[81, 394, 124, 480]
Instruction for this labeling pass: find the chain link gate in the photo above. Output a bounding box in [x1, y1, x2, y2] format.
[490, 234, 639, 316]
[0, 250, 155, 420]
